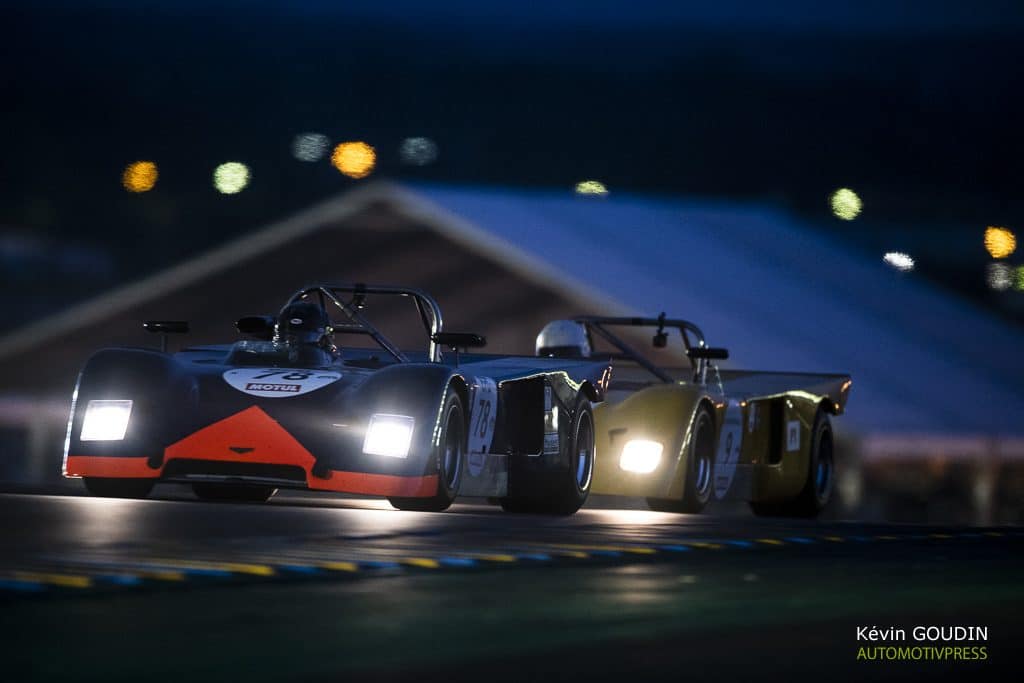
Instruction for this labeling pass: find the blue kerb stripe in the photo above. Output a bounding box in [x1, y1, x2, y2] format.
[181, 568, 233, 578]
[280, 565, 322, 574]
[587, 550, 621, 558]
[785, 537, 814, 544]
[517, 553, 552, 561]
[439, 557, 477, 567]
[360, 561, 401, 570]
[723, 540, 753, 548]
[657, 545, 692, 552]
[0, 579, 46, 592]
[97, 574, 142, 586]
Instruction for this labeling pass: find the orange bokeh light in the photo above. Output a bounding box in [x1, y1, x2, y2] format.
[331, 141, 376, 179]
[122, 161, 158, 193]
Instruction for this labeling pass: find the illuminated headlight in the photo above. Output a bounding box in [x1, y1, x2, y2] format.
[80, 400, 133, 441]
[363, 414, 415, 458]
[620, 439, 663, 473]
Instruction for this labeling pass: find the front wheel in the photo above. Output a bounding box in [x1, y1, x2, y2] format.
[192, 483, 277, 503]
[646, 403, 715, 514]
[83, 477, 155, 499]
[389, 390, 465, 512]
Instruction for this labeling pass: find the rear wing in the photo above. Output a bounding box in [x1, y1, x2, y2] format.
[718, 370, 852, 415]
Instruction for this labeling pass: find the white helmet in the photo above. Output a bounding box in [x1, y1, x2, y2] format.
[536, 320, 591, 358]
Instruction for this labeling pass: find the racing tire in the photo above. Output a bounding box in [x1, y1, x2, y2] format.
[192, 483, 277, 503]
[83, 477, 155, 499]
[646, 403, 715, 514]
[750, 410, 834, 518]
[389, 391, 465, 512]
[500, 397, 595, 515]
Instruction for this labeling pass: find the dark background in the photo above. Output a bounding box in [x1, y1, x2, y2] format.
[4, 0, 1024, 326]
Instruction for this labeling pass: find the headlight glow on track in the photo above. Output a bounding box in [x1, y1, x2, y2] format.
[619, 439, 663, 473]
[80, 400, 133, 441]
[363, 414, 415, 458]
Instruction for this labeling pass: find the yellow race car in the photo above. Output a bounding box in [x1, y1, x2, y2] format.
[535, 316, 851, 517]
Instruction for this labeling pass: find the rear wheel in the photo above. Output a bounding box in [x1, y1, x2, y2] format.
[750, 410, 834, 518]
[501, 397, 594, 515]
[83, 477, 155, 499]
[646, 403, 715, 514]
[192, 483, 277, 503]
[389, 391, 465, 512]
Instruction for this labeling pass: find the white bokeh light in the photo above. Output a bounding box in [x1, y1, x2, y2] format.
[399, 137, 438, 166]
[213, 162, 250, 194]
[292, 133, 330, 162]
[883, 252, 915, 272]
[987, 263, 1012, 291]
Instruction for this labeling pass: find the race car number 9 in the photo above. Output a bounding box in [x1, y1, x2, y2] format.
[466, 377, 497, 477]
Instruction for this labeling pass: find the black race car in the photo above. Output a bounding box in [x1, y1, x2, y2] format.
[63, 284, 608, 513]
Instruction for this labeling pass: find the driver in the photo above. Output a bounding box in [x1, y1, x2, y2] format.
[535, 320, 591, 358]
[273, 301, 340, 363]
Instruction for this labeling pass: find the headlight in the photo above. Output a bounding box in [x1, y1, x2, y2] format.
[620, 439, 663, 473]
[80, 400, 133, 441]
[363, 414, 415, 458]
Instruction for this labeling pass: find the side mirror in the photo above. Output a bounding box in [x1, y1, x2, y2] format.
[432, 332, 487, 349]
[144, 320, 189, 353]
[652, 331, 668, 348]
[687, 347, 729, 360]
[236, 315, 275, 340]
[143, 321, 189, 334]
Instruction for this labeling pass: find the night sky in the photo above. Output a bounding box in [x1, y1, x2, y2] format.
[5, 1, 1024, 324]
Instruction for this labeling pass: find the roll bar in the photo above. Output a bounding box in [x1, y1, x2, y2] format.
[572, 315, 715, 384]
[287, 283, 445, 362]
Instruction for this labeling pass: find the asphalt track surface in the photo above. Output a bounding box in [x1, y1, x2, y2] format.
[1, 488, 1021, 682]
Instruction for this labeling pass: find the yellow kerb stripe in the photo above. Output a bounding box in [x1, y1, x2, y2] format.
[14, 572, 92, 589]
[404, 558, 440, 569]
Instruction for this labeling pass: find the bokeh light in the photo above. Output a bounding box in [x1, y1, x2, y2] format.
[122, 161, 158, 193]
[399, 137, 438, 166]
[830, 188, 862, 220]
[984, 226, 1016, 259]
[575, 180, 609, 196]
[213, 162, 250, 194]
[292, 133, 330, 162]
[883, 251, 914, 272]
[331, 141, 376, 179]
[987, 263, 1013, 291]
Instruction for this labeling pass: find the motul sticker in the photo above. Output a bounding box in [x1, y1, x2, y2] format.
[223, 368, 342, 398]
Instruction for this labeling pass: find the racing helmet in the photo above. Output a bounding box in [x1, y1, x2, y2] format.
[536, 320, 591, 358]
[273, 301, 334, 350]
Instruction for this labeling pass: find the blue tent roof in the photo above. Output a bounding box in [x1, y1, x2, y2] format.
[412, 183, 1024, 436]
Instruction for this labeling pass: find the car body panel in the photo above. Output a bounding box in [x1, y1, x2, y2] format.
[63, 285, 610, 504]
[568, 315, 850, 507]
[593, 366, 850, 502]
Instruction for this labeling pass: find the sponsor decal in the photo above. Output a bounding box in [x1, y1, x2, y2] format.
[223, 368, 342, 398]
[713, 399, 743, 500]
[245, 383, 301, 393]
[747, 402, 759, 433]
[466, 377, 498, 477]
[787, 420, 801, 452]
